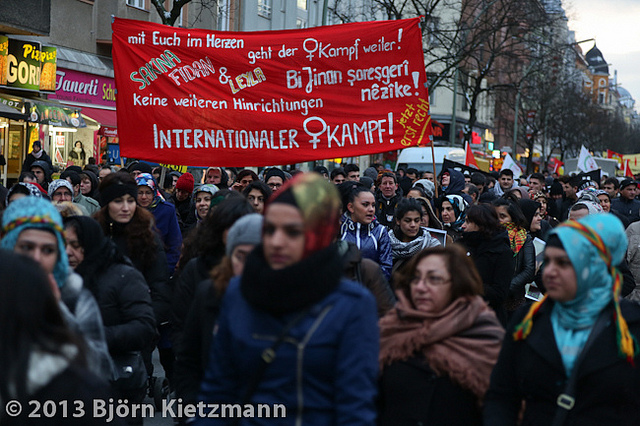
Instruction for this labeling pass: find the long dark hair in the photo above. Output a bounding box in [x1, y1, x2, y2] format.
[93, 172, 158, 269]
[0, 251, 85, 402]
[465, 204, 502, 237]
[178, 197, 255, 271]
[492, 197, 527, 229]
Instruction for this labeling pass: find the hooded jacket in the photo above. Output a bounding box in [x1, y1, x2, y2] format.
[443, 168, 473, 205]
[340, 213, 393, 280]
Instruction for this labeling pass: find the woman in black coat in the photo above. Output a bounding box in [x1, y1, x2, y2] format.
[485, 214, 640, 425]
[460, 204, 514, 325]
[494, 197, 535, 316]
[63, 216, 156, 405]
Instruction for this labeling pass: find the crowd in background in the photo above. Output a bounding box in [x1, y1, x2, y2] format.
[1, 142, 640, 425]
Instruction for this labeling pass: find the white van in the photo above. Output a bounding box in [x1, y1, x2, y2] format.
[396, 147, 466, 175]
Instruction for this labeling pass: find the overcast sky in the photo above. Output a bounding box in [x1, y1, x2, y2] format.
[564, 0, 640, 111]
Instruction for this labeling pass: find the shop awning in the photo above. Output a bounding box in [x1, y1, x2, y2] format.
[80, 107, 117, 128]
[0, 95, 29, 121]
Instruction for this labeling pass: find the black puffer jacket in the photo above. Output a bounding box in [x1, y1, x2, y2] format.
[67, 216, 158, 354]
[108, 223, 172, 325]
[92, 262, 157, 355]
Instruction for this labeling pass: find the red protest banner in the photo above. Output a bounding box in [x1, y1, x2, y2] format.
[112, 18, 430, 167]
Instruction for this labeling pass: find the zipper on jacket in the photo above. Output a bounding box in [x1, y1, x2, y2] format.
[295, 305, 333, 426]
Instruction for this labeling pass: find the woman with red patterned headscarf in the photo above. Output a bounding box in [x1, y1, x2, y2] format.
[197, 173, 379, 426]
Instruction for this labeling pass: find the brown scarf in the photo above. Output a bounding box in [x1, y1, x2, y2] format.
[379, 292, 505, 398]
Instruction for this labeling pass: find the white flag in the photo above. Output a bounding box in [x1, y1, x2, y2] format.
[578, 145, 599, 172]
[501, 153, 522, 179]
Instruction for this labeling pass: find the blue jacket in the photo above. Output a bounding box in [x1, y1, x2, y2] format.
[196, 278, 379, 426]
[150, 201, 183, 275]
[340, 213, 393, 280]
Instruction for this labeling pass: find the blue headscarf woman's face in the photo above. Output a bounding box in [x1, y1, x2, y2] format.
[542, 246, 577, 303]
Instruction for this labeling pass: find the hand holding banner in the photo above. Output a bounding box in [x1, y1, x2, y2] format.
[112, 18, 430, 166]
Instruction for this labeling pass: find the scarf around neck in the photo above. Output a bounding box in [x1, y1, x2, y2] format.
[240, 244, 343, 316]
[389, 228, 430, 260]
[504, 222, 527, 254]
[379, 292, 504, 398]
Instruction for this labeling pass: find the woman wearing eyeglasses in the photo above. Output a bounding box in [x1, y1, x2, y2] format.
[378, 245, 504, 426]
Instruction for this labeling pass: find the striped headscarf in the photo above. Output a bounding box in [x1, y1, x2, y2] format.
[1, 196, 68, 287]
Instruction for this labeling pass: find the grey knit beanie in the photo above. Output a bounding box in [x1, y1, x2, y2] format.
[226, 213, 264, 256]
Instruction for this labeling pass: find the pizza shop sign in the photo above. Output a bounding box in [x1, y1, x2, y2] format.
[0, 36, 57, 92]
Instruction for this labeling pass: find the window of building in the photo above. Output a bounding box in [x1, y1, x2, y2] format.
[258, 0, 272, 18]
[126, 0, 145, 9]
[297, 0, 307, 10]
[296, 18, 307, 28]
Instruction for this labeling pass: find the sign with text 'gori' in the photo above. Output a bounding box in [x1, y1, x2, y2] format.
[112, 18, 431, 166]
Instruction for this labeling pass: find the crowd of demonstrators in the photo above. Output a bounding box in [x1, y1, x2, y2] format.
[5, 157, 640, 424]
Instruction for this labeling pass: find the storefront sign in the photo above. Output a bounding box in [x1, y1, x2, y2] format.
[49, 68, 117, 107]
[112, 17, 431, 167]
[55, 134, 66, 147]
[30, 101, 86, 127]
[99, 127, 118, 137]
[2, 39, 57, 92]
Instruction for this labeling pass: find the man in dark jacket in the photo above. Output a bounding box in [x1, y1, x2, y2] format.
[21, 140, 52, 173]
[375, 171, 403, 228]
[611, 178, 640, 224]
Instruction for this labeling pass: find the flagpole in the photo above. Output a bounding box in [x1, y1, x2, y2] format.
[431, 141, 438, 199]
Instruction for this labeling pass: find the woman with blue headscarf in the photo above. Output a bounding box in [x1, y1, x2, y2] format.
[485, 214, 640, 425]
[136, 173, 182, 275]
[0, 196, 112, 380]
